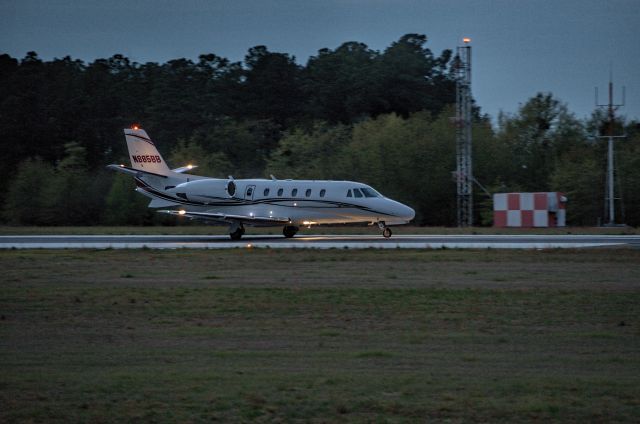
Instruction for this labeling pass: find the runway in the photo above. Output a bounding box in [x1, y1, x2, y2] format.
[1, 234, 639, 249]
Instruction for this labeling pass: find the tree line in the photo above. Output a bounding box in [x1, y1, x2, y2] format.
[1, 34, 638, 227]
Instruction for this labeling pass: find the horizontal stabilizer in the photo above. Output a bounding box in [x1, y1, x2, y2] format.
[159, 209, 290, 224]
[171, 165, 198, 174]
[107, 164, 168, 178]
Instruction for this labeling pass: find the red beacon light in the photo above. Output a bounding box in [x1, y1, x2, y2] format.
[132, 124, 140, 130]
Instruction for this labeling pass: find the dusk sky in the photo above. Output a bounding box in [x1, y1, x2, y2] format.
[2, 0, 639, 123]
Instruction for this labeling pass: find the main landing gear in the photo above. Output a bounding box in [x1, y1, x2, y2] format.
[229, 223, 245, 240]
[283, 225, 299, 238]
[378, 221, 392, 238]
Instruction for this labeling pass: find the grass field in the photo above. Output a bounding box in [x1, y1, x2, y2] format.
[1, 248, 640, 422]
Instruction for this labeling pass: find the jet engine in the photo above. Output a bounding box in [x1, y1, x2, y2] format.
[166, 179, 237, 203]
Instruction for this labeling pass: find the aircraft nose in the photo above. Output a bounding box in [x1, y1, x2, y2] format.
[385, 199, 415, 223]
[401, 203, 416, 222]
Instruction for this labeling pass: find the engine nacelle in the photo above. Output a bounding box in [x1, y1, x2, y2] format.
[167, 179, 236, 203]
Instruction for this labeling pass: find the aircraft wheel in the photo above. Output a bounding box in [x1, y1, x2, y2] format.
[283, 225, 299, 238]
[383, 227, 392, 238]
[229, 225, 244, 240]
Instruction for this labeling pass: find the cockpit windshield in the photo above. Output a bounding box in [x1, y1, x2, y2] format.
[360, 187, 381, 198]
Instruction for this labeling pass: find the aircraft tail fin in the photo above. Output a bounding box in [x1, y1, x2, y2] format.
[124, 127, 172, 176]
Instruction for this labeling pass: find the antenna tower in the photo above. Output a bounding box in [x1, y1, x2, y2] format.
[455, 38, 473, 227]
[595, 74, 625, 226]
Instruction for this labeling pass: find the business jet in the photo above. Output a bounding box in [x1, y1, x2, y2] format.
[108, 127, 415, 240]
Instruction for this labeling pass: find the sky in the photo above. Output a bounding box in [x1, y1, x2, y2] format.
[2, 0, 639, 123]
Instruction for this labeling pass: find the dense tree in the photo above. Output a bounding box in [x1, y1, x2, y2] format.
[3, 157, 56, 225]
[377, 34, 454, 117]
[38, 142, 105, 225]
[267, 123, 352, 180]
[550, 153, 604, 226]
[1, 35, 639, 227]
[103, 174, 151, 225]
[495, 93, 586, 192]
[169, 138, 230, 178]
[303, 42, 380, 123]
[238, 46, 305, 126]
[616, 128, 640, 226]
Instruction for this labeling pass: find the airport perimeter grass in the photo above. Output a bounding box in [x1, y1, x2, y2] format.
[1, 248, 640, 422]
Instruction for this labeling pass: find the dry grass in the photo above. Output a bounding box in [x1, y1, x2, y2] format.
[1, 249, 639, 422]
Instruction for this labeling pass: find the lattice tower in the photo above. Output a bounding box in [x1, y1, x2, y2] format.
[455, 42, 473, 227]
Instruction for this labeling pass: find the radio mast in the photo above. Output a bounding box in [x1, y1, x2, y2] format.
[596, 74, 625, 226]
[455, 38, 473, 227]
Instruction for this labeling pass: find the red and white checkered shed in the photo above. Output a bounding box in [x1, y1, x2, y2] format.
[493, 192, 567, 227]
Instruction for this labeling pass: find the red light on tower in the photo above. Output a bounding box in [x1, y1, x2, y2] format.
[463, 37, 471, 44]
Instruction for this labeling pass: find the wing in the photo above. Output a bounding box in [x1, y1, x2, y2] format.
[158, 209, 291, 225]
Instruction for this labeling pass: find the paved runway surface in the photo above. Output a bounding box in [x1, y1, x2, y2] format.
[1, 234, 639, 249]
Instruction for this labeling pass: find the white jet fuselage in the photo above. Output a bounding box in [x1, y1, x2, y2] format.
[139, 176, 415, 226]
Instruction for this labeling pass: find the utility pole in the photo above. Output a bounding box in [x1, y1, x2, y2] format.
[596, 74, 625, 226]
[455, 38, 473, 227]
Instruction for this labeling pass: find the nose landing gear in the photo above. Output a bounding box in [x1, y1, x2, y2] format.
[378, 221, 392, 238]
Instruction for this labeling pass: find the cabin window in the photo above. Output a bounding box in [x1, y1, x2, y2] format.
[347, 189, 352, 197]
[305, 189, 312, 197]
[277, 188, 284, 196]
[360, 187, 379, 198]
[320, 189, 326, 197]
[353, 188, 363, 198]
[263, 188, 270, 196]
[292, 188, 298, 197]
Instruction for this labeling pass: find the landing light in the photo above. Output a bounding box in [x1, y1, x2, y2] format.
[187, 164, 193, 169]
[178, 210, 186, 215]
